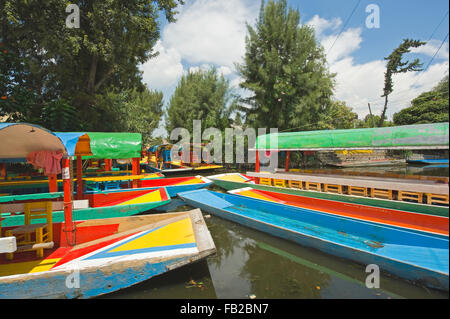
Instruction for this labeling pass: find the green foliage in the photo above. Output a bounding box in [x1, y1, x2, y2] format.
[393, 75, 449, 125]
[1, 0, 180, 133]
[236, 0, 334, 131]
[40, 99, 80, 131]
[92, 88, 164, 141]
[166, 67, 236, 134]
[355, 114, 393, 128]
[379, 38, 426, 126]
[317, 100, 358, 129]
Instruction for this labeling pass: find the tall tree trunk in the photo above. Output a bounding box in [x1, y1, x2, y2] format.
[87, 55, 98, 95]
[379, 95, 388, 127]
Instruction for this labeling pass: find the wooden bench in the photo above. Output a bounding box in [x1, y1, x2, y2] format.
[5, 201, 54, 260]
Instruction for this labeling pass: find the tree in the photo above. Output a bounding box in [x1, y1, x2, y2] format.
[92, 88, 164, 141]
[236, 0, 334, 131]
[379, 38, 426, 127]
[355, 114, 393, 128]
[1, 0, 182, 129]
[393, 75, 449, 125]
[317, 100, 358, 129]
[165, 67, 236, 134]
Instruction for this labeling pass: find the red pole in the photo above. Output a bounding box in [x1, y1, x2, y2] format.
[48, 174, 58, 192]
[62, 157, 75, 246]
[132, 157, 140, 188]
[76, 156, 83, 200]
[0, 163, 5, 179]
[255, 151, 260, 172]
[285, 151, 290, 172]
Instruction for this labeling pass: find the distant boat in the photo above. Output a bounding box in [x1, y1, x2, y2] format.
[178, 189, 449, 291]
[407, 159, 449, 165]
[327, 159, 406, 168]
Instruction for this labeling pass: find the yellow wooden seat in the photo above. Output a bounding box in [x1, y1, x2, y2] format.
[273, 179, 287, 187]
[425, 193, 449, 206]
[324, 184, 343, 194]
[5, 201, 53, 260]
[259, 177, 272, 186]
[398, 191, 423, 203]
[370, 188, 393, 200]
[305, 182, 321, 191]
[348, 186, 368, 197]
[288, 180, 303, 189]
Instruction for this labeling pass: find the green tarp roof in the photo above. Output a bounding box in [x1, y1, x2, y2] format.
[56, 132, 142, 159]
[254, 122, 449, 150]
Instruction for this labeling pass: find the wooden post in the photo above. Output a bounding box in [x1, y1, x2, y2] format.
[285, 151, 290, 172]
[0, 163, 6, 179]
[132, 157, 140, 188]
[48, 174, 58, 192]
[255, 151, 260, 173]
[104, 159, 112, 171]
[62, 157, 75, 246]
[76, 156, 83, 200]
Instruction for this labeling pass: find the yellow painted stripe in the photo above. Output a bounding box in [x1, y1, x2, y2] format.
[118, 190, 162, 205]
[238, 190, 279, 203]
[0, 258, 60, 277]
[193, 165, 222, 170]
[176, 178, 204, 185]
[110, 217, 195, 252]
[216, 174, 248, 182]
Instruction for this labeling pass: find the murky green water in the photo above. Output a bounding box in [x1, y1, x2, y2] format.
[102, 165, 449, 299]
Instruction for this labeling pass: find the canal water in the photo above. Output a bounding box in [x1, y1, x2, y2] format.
[102, 165, 449, 299]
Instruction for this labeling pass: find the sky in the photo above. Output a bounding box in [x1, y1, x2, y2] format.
[140, 0, 450, 137]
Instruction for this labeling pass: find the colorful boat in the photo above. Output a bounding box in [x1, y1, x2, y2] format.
[407, 159, 449, 165]
[145, 144, 194, 174]
[1, 187, 171, 228]
[208, 173, 449, 218]
[228, 187, 449, 236]
[0, 209, 215, 298]
[145, 143, 223, 174]
[178, 189, 449, 291]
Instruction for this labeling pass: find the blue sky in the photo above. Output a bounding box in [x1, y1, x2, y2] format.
[143, 0, 449, 137]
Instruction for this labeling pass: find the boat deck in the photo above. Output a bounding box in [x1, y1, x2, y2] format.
[247, 171, 449, 205]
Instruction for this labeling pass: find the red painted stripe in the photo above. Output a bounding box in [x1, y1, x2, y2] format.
[51, 232, 139, 269]
[139, 176, 196, 187]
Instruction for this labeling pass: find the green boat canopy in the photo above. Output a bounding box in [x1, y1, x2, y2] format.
[55, 132, 142, 159]
[254, 122, 449, 151]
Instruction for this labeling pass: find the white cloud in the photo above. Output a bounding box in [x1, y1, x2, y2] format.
[140, 40, 184, 91]
[307, 16, 449, 120]
[411, 39, 449, 60]
[162, 0, 259, 68]
[306, 14, 341, 37]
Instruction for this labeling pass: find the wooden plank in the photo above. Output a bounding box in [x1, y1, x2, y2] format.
[0, 237, 16, 253]
[0, 200, 88, 214]
[247, 171, 449, 195]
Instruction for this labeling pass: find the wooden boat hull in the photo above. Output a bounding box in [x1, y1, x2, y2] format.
[208, 173, 449, 218]
[2, 188, 171, 227]
[229, 187, 449, 236]
[0, 209, 215, 298]
[178, 189, 449, 291]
